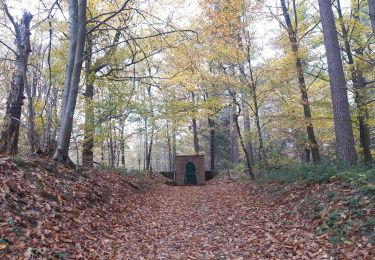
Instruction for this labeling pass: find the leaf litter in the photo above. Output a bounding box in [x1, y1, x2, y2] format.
[0, 156, 373, 259]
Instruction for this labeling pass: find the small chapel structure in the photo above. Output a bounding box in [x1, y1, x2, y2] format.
[159, 154, 218, 186]
[175, 154, 206, 185]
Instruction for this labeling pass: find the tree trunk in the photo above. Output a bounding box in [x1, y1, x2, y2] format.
[355, 72, 372, 163]
[43, 12, 54, 155]
[166, 122, 173, 171]
[120, 121, 126, 167]
[318, 0, 357, 164]
[0, 11, 33, 155]
[144, 118, 147, 170]
[145, 85, 154, 172]
[336, 0, 372, 163]
[253, 102, 268, 169]
[192, 118, 199, 154]
[108, 134, 114, 166]
[54, 0, 87, 165]
[368, 0, 375, 36]
[191, 92, 200, 154]
[82, 36, 94, 167]
[146, 126, 154, 171]
[229, 105, 239, 164]
[24, 72, 38, 154]
[232, 102, 255, 180]
[81, 30, 120, 166]
[44, 85, 57, 155]
[280, 0, 320, 164]
[172, 126, 177, 171]
[101, 142, 104, 164]
[242, 99, 254, 165]
[247, 56, 268, 169]
[204, 90, 216, 170]
[208, 117, 215, 170]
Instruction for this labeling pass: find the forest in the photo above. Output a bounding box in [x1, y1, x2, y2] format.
[0, 0, 374, 258]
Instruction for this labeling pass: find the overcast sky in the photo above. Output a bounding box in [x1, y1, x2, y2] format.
[2, 0, 353, 62]
[2, 0, 353, 74]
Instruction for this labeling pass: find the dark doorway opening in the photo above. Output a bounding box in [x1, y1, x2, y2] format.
[185, 162, 197, 185]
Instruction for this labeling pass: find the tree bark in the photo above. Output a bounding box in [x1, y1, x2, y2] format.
[208, 117, 216, 170]
[145, 126, 154, 171]
[247, 56, 268, 169]
[368, 0, 375, 36]
[0, 10, 33, 155]
[229, 104, 239, 164]
[336, 0, 372, 163]
[108, 133, 114, 166]
[109, 126, 115, 167]
[355, 71, 372, 163]
[24, 70, 38, 154]
[232, 100, 255, 180]
[280, 0, 320, 164]
[120, 120, 126, 167]
[82, 30, 121, 166]
[318, 0, 357, 164]
[191, 92, 200, 154]
[204, 90, 216, 170]
[172, 126, 177, 170]
[192, 118, 199, 154]
[253, 98, 268, 169]
[53, 0, 87, 165]
[242, 99, 254, 165]
[82, 36, 94, 166]
[166, 121, 173, 171]
[145, 86, 154, 172]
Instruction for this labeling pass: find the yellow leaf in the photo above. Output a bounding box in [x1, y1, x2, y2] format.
[0, 243, 7, 249]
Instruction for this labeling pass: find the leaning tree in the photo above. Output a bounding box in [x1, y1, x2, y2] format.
[53, 0, 87, 164]
[0, 4, 33, 155]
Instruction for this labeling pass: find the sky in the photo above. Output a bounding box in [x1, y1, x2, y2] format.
[3, 0, 352, 44]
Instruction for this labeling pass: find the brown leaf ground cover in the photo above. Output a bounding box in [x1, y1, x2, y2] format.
[0, 157, 374, 259]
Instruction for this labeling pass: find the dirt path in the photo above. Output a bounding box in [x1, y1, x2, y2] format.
[110, 182, 346, 259]
[2, 157, 371, 259]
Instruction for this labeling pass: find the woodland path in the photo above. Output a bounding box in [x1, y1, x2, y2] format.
[110, 181, 342, 259]
[1, 159, 371, 259]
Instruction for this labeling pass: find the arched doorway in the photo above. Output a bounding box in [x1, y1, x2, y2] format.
[185, 162, 197, 185]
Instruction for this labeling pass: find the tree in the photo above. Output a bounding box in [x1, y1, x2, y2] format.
[0, 4, 33, 155]
[279, 0, 320, 163]
[191, 92, 200, 154]
[81, 27, 121, 166]
[242, 99, 254, 165]
[336, 0, 372, 163]
[230, 92, 255, 179]
[318, 0, 357, 164]
[228, 103, 239, 164]
[246, 57, 268, 169]
[368, 0, 375, 36]
[53, 0, 87, 164]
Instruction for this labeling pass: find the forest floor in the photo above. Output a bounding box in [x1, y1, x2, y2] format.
[0, 156, 374, 259]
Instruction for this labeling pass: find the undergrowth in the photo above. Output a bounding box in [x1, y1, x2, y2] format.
[258, 161, 375, 245]
[97, 165, 150, 176]
[12, 156, 30, 170]
[258, 161, 375, 186]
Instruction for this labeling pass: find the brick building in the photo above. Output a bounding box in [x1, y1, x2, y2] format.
[175, 155, 205, 185]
